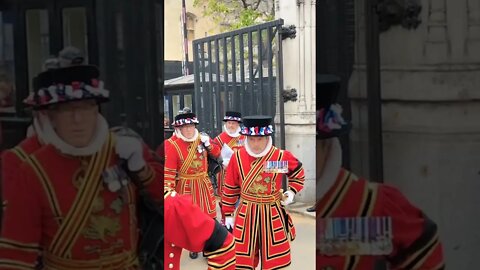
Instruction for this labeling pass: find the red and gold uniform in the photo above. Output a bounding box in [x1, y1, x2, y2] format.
[0, 133, 163, 270]
[0, 65, 164, 270]
[315, 76, 444, 269]
[1, 135, 42, 243]
[214, 131, 245, 194]
[1, 135, 42, 185]
[221, 115, 305, 269]
[164, 113, 221, 218]
[214, 132, 245, 151]
[213, 111, 246, 225]
[316, 169, 445, 270]
[169, 133, 177, 141]
[214, 131, 245, 152]
[164, 189, 236, 270]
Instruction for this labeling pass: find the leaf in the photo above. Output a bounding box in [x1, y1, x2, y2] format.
[193, 0, 275, 32]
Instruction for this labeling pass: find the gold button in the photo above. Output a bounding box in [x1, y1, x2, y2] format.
[169, 253, 174, 258]
[171, 243, 175, 247]
[169, 263, 174, 268]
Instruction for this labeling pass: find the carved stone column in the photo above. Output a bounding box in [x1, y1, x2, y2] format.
[349, 0, 480, 267]
[424, 0, 450, 62]
[276, 0, 316, 203]
[465, 0, 480, 58]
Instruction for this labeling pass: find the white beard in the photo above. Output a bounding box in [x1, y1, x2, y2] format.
[245, 136, 273, 158]
[175, 128, 199, 142]
[223, 124, 241, 138]
[38, 113, 109, 156]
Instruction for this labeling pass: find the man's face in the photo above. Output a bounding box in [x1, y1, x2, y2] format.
[246, 136, 269, 154]
[225, 121, 240, 134]
[179, 124, 196, 139]
[47, 99, 98, 147]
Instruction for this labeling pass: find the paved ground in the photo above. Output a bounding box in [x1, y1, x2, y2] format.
[179, 201, 316, 269]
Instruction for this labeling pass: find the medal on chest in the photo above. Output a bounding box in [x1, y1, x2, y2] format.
[102, 165, 129, 193]
[197, 144, 204, 153]
[264, 160, 289, 173]
[318, 217, 393, 256]
[236, 139, 245, 147]
[196, 144, 207, 159]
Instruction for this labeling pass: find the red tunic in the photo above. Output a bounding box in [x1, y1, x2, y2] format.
[316, 169, 445, 270]
[164, 134, 221, 218]
[221, 146, 305, 269]
[1, 135, 42, 187]
[214, 132, 246, 152]
[214, 132, 246, 196]
[164, 189, 236, 270]
[0, 133, 163, 270]
[1, 135, 42, 237]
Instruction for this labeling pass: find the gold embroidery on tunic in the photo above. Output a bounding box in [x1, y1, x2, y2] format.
[91, 197, 104, 213]
[2, 200, 7, 211]
[82, 216, 121, 242]
[110, 197, 124, 214]
[72, 158, 90, 188]
[190, 158, 203, 169]
[248, 175, 268, 194]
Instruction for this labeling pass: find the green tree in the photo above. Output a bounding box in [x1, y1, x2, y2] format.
[193, 0, 275, 31]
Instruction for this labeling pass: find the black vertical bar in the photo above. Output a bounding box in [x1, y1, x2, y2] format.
[168, 95, 174, 126]
[140, 0, 160, 147]
[49, 0, 61, 55]
[135, 1, 145, 136]
[365, 0, 384, 183]
[181, 0, 189, 74]
[85, 0, 98, 65]
[14, 4, 28, 117]
[200, 42, 207, 131]
[267, 26, 274, 117]
[97, 0, 116, 124]
[222, 36, 228, 126]
[257, 28, 264, 114]
[132, 1, 146, 136]
[193, 40, 201, 125]
[239, 34, 246, 114]
[248, 31, 254, 113]
[276, 23, 287, 191]
[231, 35, 238, 111]
[122, 0, 134, 128]
[157, 0, 164, 145]
[207, 40, 215, 133]
[180, 94, 185, 110]
[215, 38, 222, 131]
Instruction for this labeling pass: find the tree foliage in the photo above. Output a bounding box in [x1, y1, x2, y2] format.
[193, 0, 275, 31]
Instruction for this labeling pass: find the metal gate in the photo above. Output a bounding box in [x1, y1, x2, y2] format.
[192, 19, 286, 140]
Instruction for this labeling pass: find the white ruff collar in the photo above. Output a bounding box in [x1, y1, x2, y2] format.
[224, 124, 241, 138]
[316, 138, 342, 200]
[245, 136, 273, 158]
[175, 128, 199, 142]
[31, 117, 47, 145]
[39, 113, 109, 156]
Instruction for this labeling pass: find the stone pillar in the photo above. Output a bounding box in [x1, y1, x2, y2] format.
[276, 0, 316, 203]
[349, 0, 480, 267]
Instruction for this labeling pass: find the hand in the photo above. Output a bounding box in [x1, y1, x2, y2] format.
[115, 135, 146, 171]
[281, 190, 295, 206]
[200, 134, 211, 147]
[224, 216, 235, 230]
